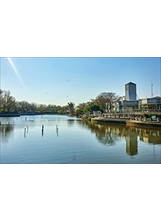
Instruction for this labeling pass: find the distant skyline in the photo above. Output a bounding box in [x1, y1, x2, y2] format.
[1, 57, 161, 106]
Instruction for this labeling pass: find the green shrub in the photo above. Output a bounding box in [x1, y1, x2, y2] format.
[88, 116, 92, 121]
[143, 113, 150, 118]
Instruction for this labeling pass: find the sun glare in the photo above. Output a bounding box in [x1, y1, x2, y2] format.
[7, 57, 27, 92]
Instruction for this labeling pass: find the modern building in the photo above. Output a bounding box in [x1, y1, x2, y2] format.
[125, 82, 137, 101]
[118, 82, 139, 112]
[115, 82, 161, 113]
[139, 96, 161, 111]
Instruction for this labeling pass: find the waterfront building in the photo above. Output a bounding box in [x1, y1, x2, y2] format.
[125, 82, 137, 101]
[118, 82, 139, 112]
[139, 96, 161, 111]
[115, 82, 161, 113]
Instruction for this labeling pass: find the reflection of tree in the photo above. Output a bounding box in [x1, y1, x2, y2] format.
[96, 129, 119, 145]
[77, 121, 161, 153]
[77, 121, 123, 146]
[0, 125, 14, 143]
[93, 125, 121, 146]
[67, 119, 75, 127]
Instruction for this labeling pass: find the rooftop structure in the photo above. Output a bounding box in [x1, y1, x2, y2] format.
[125, 82, 137, 101]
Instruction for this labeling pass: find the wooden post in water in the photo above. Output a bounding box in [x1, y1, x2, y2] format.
[56, 125, 58, 136]
[42, 125, 44, 136]
[24, 128, 26, 137]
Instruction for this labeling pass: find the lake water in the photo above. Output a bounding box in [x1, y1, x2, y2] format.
[0, 115, 161, 164]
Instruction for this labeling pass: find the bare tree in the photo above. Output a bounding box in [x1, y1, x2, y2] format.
[0, 89, 4, 111]
[3, 90, 16, 112]
[95, 92, 119, 111]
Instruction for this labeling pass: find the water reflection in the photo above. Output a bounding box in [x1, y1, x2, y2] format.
[78, 121, 161, 156]
[1, 119, 161, 161]
[0, 124, 14, 143]
[126, 134, 138, 156]
[67, 119, 75, 127]
[139, 129, 161, 144]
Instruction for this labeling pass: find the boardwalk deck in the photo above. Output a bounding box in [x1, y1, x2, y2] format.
[91, 117, 161, 128]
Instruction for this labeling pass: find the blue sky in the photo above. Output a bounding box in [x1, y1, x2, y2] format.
[1, 57, 161, 106]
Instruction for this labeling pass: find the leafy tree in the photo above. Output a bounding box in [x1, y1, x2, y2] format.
[36, 104, 47, 113]
[58, 105, 68, 114]
[68, 102, 75, 116]
[86, 103, 103, 113]
[75, 103, 87, 116]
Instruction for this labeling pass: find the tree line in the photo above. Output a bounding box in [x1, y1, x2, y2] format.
[75, 92, 119, 117]
[0, 89, 69, 115]
[0, 89, 119, 116]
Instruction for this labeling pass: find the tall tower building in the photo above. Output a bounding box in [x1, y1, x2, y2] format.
[125, 82, 136, 101]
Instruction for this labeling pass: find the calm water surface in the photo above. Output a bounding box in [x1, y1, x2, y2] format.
[0, 115, 161, 164]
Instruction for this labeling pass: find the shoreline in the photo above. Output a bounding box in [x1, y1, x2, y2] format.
[91, 117, 128, 124]
[0, 113, 68, 117]
[91, 117, 161, 128]
[126, 120, 161, 128]
[0, 113, 21, 117]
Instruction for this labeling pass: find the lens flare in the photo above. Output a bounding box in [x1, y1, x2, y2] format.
[7, 57, 27, 92]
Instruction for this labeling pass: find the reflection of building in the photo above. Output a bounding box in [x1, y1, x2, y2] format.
[126, 134, 138, 155]
[139, 129, 161, 144]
